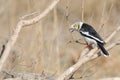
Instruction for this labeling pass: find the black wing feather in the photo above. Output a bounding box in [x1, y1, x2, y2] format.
[80, 23, 105, 44]
[97, 42, 109, 56]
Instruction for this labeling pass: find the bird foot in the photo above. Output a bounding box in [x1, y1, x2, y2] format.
[84, 44, 93, 49]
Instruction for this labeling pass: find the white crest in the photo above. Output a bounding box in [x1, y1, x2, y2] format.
[70, 21, 83, 32]
[71, 21, 83, 28]
[79, 22, 83, 29]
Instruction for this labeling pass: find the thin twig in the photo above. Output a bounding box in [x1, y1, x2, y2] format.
[105, 26, 120, 43]
[22, 0, 60, 26]
[67, 39, 86, 45]
[20, 11, 39, 20]
[105, 3, 113, 23]
[98, 0, 107, 29]
[81, 0, 84, 22]
[106, 42, 120, 51]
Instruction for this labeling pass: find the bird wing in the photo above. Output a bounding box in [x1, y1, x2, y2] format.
[89, 28, 104, 43]
[80, 23, 105, 44]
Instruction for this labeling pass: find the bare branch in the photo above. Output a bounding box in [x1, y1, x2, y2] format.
[20, 11, 39, 20]
[81, 0, 84, 22]
[0, 0, 60, 72]
[57, 25, 120, 80]
[105, 26, 120, 43]
[57, 41, 120, 80]
[80, 48, 90, 58]
[98, 0, 107, 28]
[57, 47, 98, 80]
[105, 3, 113, 23]
[67, 39, 86, 45]
[22, 0, 60, 26]
[106, 42, 120, 51]
[1, 71, 56, 80]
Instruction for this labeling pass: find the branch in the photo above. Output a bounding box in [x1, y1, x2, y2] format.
[0, 0, 60, 72]
[105, 26, 120, 43]
[57, 26, 120, 80]
[81, 0, 84, 22]
[0, 71, 56, 80]
[67, 39, 86, 45]
[98, 0, 106, 28]
[98, 77, 120, 80]
[21, 0, 60, 26]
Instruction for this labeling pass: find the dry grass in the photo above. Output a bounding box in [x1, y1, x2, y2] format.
[0, 0, 120, 79]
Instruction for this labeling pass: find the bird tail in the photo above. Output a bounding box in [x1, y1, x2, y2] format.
[97, 43, 109, 57]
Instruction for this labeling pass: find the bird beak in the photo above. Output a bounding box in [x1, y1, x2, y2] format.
[69, 28, 74, 33]
[69, 24, 75, 33]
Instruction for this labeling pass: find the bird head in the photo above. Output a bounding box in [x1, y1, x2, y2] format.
[69, 22, 83, 32]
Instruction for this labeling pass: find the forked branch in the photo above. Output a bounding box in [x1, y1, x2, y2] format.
[0, 0, 60, 72]
[56, 26, 120, 80]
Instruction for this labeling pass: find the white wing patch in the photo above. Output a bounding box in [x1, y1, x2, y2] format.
[84, 36, 97, 45]
[80, 31, 104, 43]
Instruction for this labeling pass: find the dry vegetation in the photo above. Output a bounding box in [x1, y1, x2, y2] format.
[0, 0, 120, 80]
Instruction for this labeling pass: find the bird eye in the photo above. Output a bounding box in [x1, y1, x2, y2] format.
[74, 24, 79, 29]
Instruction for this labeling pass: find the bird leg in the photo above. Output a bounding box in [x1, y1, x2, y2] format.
[84, 44, 93, 50]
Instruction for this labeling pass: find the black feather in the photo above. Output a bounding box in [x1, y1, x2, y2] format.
[80, 23, 105, 44]
[97, 42, 109, 57]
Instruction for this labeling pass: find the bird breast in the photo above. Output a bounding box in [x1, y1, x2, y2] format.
[84, 36, 97, 45]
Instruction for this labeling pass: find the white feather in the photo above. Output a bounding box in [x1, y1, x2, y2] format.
[79, 22, 83, 29]
[80, 31, 104, 43]
[84, 36, 97, 45]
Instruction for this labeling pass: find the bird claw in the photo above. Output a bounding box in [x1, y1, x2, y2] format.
[84, 44, 93, 49]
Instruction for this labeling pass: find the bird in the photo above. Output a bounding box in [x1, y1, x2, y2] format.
[69, 22, 109, 57]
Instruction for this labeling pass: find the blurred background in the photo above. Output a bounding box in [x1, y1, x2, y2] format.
[0, 0, 120, 79]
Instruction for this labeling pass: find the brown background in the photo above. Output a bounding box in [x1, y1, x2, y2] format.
[0, 0, 120, 79]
